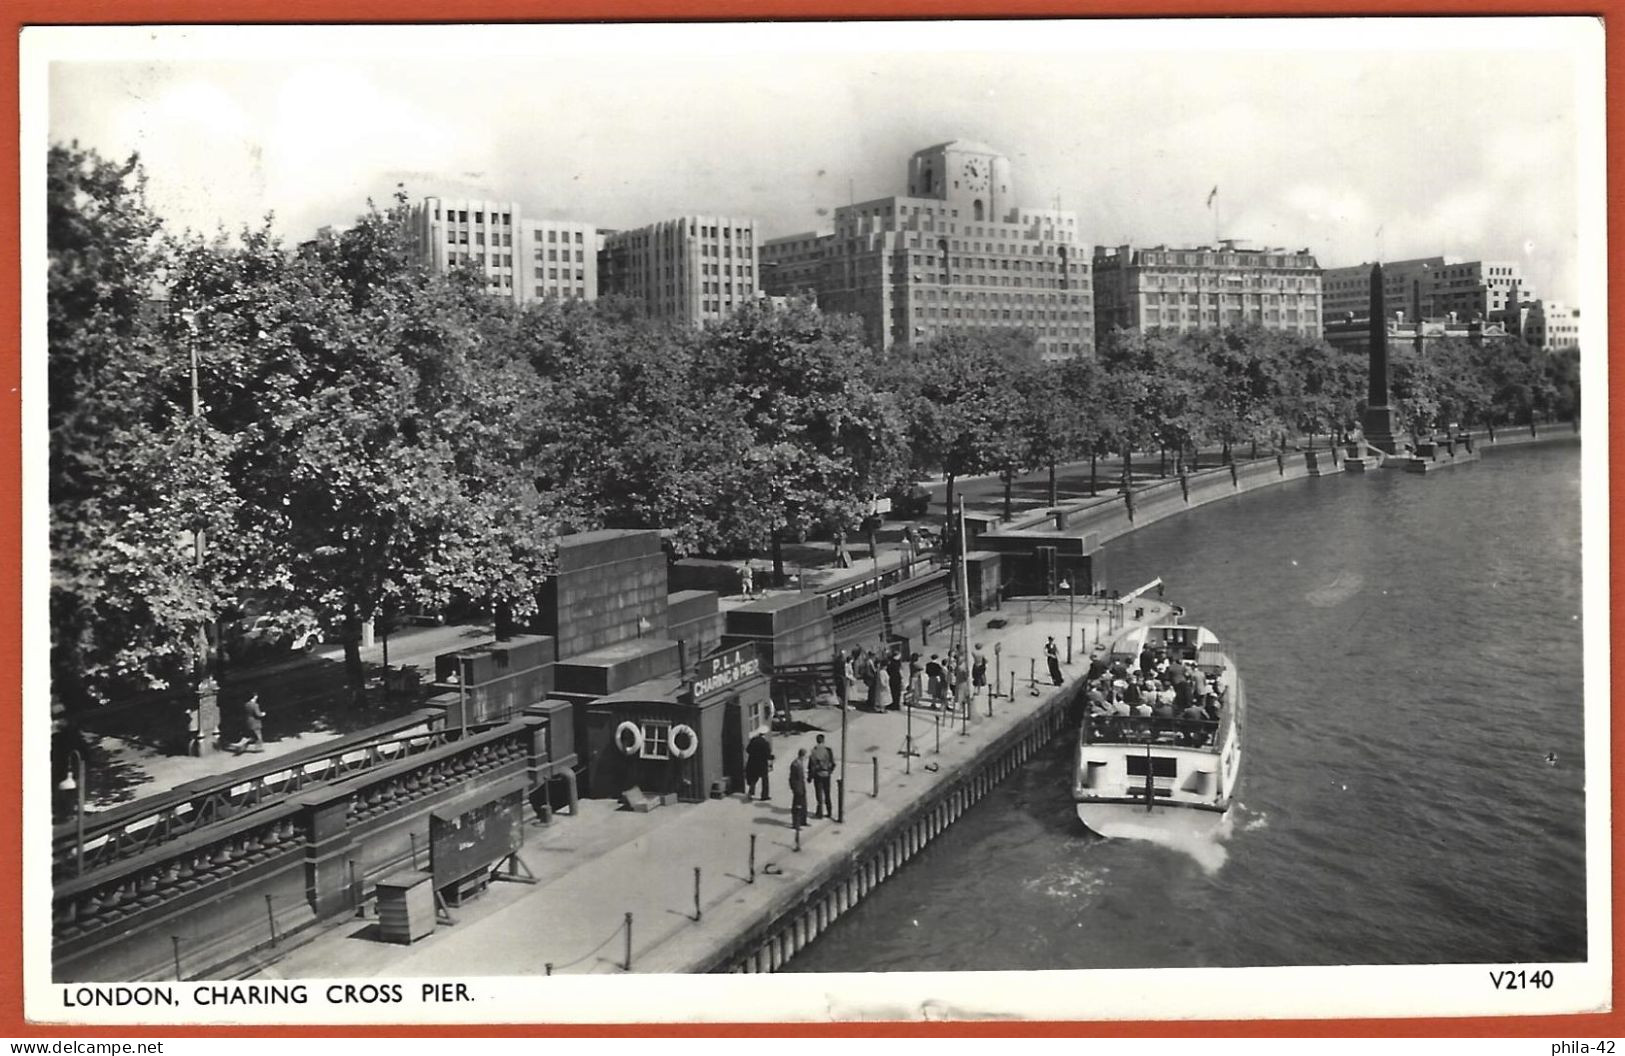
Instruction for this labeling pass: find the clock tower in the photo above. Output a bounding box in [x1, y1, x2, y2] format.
[906, 140, 1013, 222]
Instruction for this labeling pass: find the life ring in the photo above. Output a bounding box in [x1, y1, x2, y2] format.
[670, 724, 699, 759]
[615, 721, 644, 756]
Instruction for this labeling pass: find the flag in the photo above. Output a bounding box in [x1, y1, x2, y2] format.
[1206, 185, 1218, 208]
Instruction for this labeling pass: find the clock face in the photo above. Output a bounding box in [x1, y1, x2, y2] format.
[961, 157, 987, 189]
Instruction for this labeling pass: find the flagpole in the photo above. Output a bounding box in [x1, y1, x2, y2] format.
[958, 495, 973, 724]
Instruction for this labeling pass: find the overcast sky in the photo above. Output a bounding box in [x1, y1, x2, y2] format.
[38, 19, 1599, 303]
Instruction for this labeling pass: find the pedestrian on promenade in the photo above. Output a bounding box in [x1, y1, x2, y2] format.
[907, 653, 925, 707]
[243, 694, 265, 753]
[1046, 637, 1064, 686]
[789, 748, 810, 828]
[809, 734, 836, 818]
[925, 654, 945, 705]
[834, 528, 852, 569]
[886, 650, 904, 711]
[185, 703, 203, 757]
[739, 563, 754, 599]
[972, 645, 987, 691]
[745, 728, 774, 801]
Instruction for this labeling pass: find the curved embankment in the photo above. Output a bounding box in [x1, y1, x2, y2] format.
[998, 427, 1576, 545]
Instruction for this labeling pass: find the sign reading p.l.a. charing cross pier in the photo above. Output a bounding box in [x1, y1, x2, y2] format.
[689, 643, 760, 701]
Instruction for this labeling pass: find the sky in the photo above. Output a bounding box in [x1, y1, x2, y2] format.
[37, 19, 1600, 303]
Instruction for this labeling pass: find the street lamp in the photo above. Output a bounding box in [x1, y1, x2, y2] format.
[59, 751, 86, 877]
[1059, 578, 1075, 664]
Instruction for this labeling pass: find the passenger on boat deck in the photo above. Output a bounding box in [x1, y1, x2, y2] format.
[1153, 699, 1175, 719]
[1110, 660, 1130, 681]
[1130, 700, 1154, 718]
[1155, 682, 1176, 708]
[1086, 683, 1108, 708]
[1138, 646, 1155, 675]
[1202, 694, 1221, 719]
[1181, 702, 1207, 722]
[1087, 656, 1109, 682]
[1122, 679, 1142, 705]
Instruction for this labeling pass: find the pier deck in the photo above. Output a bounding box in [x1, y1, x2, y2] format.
[252, 598, 1176, 977]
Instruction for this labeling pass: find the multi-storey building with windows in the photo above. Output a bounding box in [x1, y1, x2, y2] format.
[407, 197, 600, 304]
[1521, 301, 1582, 351]
[408, 197, 525, 301]
[1321, 256, 1534, 351]
[524, 220, 599, 302]
[1091, 240, 1323, 345]
[597, 216, 760, 328]
[1322, 257, 1529, 328]
[760, 140, 1094, 361]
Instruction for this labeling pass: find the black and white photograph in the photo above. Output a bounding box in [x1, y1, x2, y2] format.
[23, 17, 1608, 1024]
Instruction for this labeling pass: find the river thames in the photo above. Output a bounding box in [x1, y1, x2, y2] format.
[788, 441, 1587, 970]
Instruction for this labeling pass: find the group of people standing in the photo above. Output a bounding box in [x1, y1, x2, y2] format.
[843, 643, 987, 713]
[744, 728, 837, 828]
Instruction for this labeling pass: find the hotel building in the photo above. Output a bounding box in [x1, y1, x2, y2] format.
[1091, 240, 1324, 344]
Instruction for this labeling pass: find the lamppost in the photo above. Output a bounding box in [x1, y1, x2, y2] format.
[179, 308, 219, 755]
[1059, 578, 1076, 663]
[59, 750, 86, 877]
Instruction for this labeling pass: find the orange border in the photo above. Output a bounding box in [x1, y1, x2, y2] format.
[3, 3, 1618, 1038]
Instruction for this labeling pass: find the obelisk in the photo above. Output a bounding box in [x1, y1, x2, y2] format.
[1361, 262, 1404, 454]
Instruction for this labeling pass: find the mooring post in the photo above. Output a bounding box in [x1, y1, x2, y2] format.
[172, 936, 182, 981]
[410, 832, 419, 871]
[1029, 658, 1037, 688]
[693, 867, 702, 921]
[987, 684, 994, 717]
[1009, 671, 1016, 699]
[794, 826, 801, 852]
[749, 834, 757, 883]
[935, 714, 941, 753]
[545, 963, 554, 976]
[265, 894, 278, 947]
[837, 778, 845, 822]
[872, 755, 879, 797]
[624, 912, 633, 972]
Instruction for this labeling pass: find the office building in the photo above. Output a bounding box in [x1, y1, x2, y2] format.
[1322, 257, 1529, 328]
[1521, 301, 1582, 351]
[407, 196, 600, 304]
[597, 216, 760, 328]
[1091, 240, 1323, 343]
[760, 140, 1094, 361]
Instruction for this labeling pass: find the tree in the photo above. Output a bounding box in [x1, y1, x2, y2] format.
[48, 143, 243, 706]
[705, 300, 905, 580]
[898, 332, 1026, 531]
[167, 195, 559, 699]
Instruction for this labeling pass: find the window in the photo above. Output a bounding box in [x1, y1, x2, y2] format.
[640, 721, 672, 760]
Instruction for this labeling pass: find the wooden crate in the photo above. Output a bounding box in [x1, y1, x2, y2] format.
[374, 870, 436, 945]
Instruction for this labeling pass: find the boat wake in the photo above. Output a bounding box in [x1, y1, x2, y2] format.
[1095, 816, 1233, 875]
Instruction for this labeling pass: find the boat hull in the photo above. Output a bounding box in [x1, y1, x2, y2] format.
[1075, 800, 1231, 841]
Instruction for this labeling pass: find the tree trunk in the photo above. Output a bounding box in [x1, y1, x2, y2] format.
[772, 532, 786, 585]
[1190, 441, 1199, 473]
[342, 605, 366, 706]
[1122, 447, 1133, 492]
[1158, 444, 1166, 478]
[495, 600, 518, 640]
[1089, 452, 1098, 497]
[1048, 460, 1058, 507]
[1002, 471, 1013, 522]
[1222, 440, 1231, 464]
[944, 473, 956, 537]
[1250, 437, 1258, 460]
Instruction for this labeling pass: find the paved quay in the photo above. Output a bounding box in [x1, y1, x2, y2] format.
[253, 595, 1174, 977]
